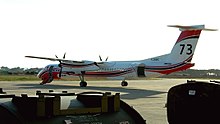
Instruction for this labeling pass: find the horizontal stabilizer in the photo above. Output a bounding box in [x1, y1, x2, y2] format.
[168, 25, 217, 31]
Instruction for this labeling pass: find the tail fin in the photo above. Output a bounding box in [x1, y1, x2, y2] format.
[167, 25, 216, 64]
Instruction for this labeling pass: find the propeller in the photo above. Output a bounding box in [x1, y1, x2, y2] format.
[105, 56, 108, 61]
[55, 53, 66, 78]
[58, 63, 62, 78]
[99, 55, 109, 62]
[55, 52, 66, 59]
[63, 52, 66, 59]
[48, 65, 54, 83]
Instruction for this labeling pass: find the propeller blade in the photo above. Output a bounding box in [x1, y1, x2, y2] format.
[55, 55, 58, 58]
[59, 67, 62, 78]
[48, 66, 54, 79]
[99, 55, 102, 61]
[63, 52, 66, 59]
[58, 63, 62, 78]
[94, 62, 100, 67]
[105, 56, 108, 61]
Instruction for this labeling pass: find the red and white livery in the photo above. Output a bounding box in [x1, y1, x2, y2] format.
[26, 25, 217, 87]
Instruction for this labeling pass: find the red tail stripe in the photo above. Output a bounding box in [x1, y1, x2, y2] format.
[176, 30, 202, 43]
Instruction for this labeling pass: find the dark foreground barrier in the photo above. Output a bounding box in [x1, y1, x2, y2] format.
[0, 89, 146, 124]
[167, 80, 220, 124]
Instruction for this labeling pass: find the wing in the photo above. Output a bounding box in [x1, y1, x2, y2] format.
[25, 56, 84, 63]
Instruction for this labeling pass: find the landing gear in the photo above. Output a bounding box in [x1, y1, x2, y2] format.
[40, 79, 46, 85]
[121, 80, 128, 87]
[40, 77, 53, 85]
[80, 81, 87, 87]
[79, 71, 87, 87]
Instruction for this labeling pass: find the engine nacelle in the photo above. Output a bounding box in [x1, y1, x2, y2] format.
[61, 61, 99, 74]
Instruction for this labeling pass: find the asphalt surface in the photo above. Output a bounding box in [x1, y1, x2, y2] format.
[0, 79, 200, 124]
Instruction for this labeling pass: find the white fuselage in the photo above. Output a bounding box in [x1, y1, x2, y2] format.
[29, 25, 212, 85]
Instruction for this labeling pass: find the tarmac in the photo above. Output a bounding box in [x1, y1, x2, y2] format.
[0, 79, 199, 124]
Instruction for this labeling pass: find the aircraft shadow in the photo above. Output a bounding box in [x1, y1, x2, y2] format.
[14, 83, 166, 100]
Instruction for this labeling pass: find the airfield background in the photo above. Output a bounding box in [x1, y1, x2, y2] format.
[1, 67, 220, 80]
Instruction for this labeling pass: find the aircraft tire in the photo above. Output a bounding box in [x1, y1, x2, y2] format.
[121, 81, 128, 87]
[80, 81, 87, 87]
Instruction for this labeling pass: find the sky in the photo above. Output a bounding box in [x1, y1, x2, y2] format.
[0, 0, 219, 69]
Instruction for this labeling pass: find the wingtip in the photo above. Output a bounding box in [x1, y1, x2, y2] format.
[203, 28, 218, 31]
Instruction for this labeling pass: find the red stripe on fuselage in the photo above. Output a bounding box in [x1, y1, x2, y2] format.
[145, 55, 194, 74]
[147, 62, 194, 74]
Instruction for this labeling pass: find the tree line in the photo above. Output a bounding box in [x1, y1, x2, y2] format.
[161, 69, 220, 78]
[0, 66, 42, 75]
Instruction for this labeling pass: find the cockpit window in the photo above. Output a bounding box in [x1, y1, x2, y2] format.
[44, 65, 49, 70]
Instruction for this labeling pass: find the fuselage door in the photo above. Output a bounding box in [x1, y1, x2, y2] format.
[137, 65, 146, 77]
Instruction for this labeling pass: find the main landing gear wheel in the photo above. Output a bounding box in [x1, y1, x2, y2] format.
[121, 81, 128, 87]
[79, 71, 87, 87]
[80, 81, 87, 87]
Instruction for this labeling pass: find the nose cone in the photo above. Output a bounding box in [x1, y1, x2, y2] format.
[37, 64, 61, 84]
[37, 69, 45, 78]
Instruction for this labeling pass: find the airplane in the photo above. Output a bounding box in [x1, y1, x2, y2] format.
[25, 25, 217, 87]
